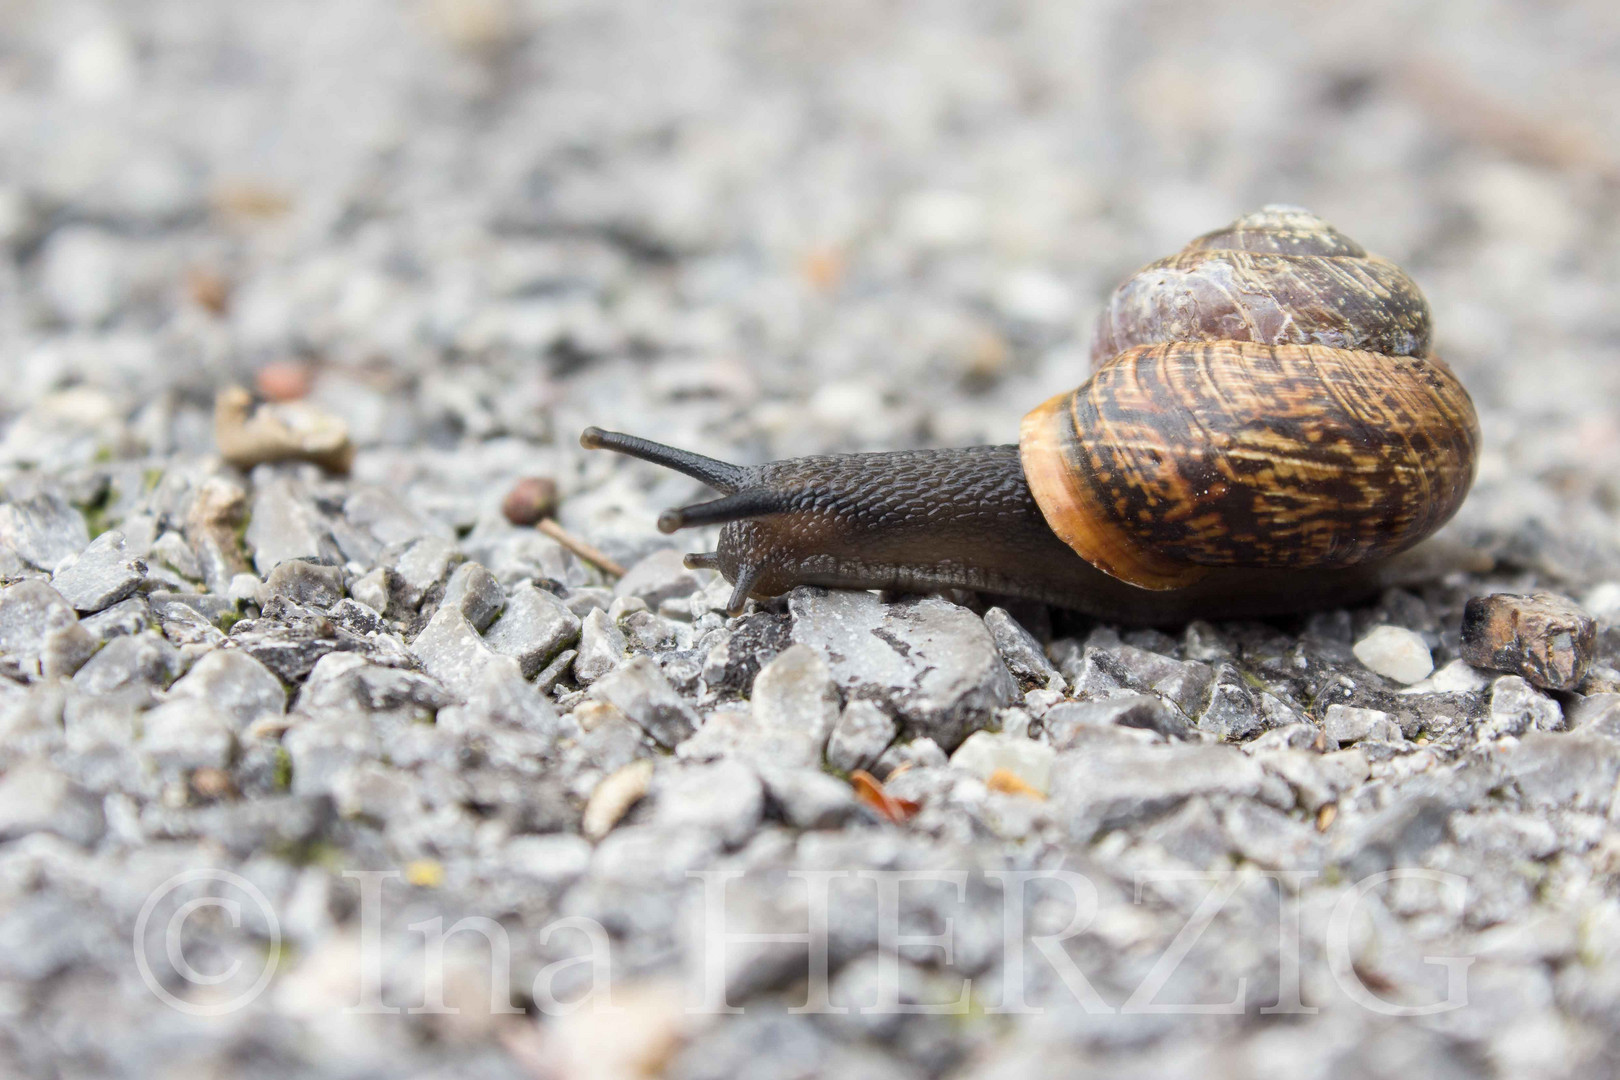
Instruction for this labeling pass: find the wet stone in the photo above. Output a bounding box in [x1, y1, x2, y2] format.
[1462, 592, 1597, 692]
[439, 561, 504, 631]
[789, 588, 1015, 751]
[483, 580, 581, 678]
[0, 491, 89, 570]
[50, 530, 146, 613]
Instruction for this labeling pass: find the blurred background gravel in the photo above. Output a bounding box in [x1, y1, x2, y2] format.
[2, 1, 1620, 1078]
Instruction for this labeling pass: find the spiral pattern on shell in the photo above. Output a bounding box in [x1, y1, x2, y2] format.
[1019, 206, 1480, 590]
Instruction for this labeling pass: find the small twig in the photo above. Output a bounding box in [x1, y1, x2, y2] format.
[537, 518, 628, 578]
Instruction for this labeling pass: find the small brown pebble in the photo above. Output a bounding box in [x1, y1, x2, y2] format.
[255, 361, 313, 402]
[1316, 803, 1337, 832]
[212, 180, 293, 220]
[1461, 591, 1597, 692]
[502, 476, 558, 525]
[190, 767, 234, 799]
[186, 268, 231, 315]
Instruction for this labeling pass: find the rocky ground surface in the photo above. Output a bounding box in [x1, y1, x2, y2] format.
[3, 1, 1620, 1078]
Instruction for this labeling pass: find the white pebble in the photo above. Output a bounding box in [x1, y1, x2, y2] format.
[1352, 625, 1433, 685]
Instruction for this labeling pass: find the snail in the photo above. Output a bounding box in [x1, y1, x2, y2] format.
[581, 207, 1480, 624]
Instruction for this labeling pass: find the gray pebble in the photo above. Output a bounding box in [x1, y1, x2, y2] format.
[167, 649, 286, 728]
[1322, 704, 1404, 745]
[588, 654, 698, 748]
[483, 581, 581, 678]
[0, 760, 104, 846]
[439, 561, 504, 630]
[391, 536, 462, 610]
[0, 579, 97, 680]
[140, 698, 235, 774]
[1502, 732, 1620, 812]
[825, 699, 897, 774]
[245, 477, 336, 575]
[1050, 742, 1265, 840]
[1044, 694, 1191, 747]
[614, 549, 701, 609]
[1483, 676, 1563, 739]
[71, 631, 180, 701]
[409, 605, 524, 702]
[789, 588, 1014, 751]
[982, 607, 1062, 691]
[80, 596, 151, 643]
[0, 491, 89, 571]
[50, 530, 146, 613]
[573, 607, 626, 684]
[758, 767, 858, 828]
[652, 759, 764, 846]
[264, 559, 346, 609]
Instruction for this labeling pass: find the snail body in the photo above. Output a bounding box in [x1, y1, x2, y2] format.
[582, 207, 1480, 623]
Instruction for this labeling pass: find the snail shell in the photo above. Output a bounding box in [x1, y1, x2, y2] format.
[1019, 205, 1480, 590]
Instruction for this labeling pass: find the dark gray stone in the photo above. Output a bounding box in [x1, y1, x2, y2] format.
[439, 561, 504, 631]
[588, 654, 699, 748]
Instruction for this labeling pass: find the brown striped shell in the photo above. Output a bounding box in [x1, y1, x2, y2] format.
[1019, 206, 1480, 590]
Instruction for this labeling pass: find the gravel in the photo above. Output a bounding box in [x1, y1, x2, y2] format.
[2, 1, 1619, 1077]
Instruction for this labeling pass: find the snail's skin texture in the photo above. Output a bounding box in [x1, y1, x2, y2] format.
[578, 428, 1424, 625]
